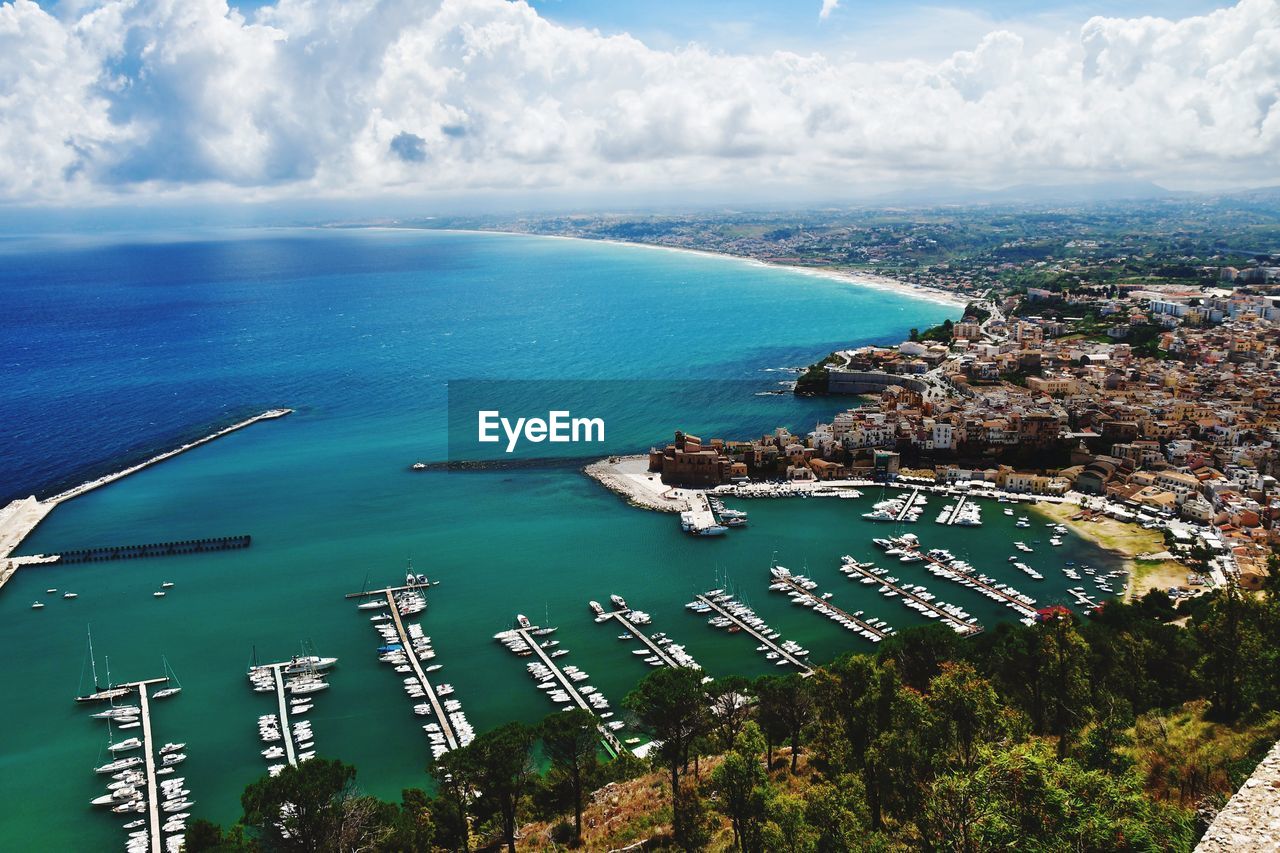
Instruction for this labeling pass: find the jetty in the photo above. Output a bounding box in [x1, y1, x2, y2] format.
[914, 550, 1039, 618]
[895, 488, 924, 522]
[386, 589, 458, 751]
[769, 573, 890, 642]
[105, 677, 170, 853]
[267, 665, 298, 766]
[595, 599, 700, 669]
[689, 592, 812, 674]
[839, 558, 982, 636]
[943, 494, 968, 525]
[0, 409, 291, 592]
[497, 623, 626, 756]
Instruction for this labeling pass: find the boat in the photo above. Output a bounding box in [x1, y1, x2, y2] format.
[31, 601, 43, 609]
[96, 757, 143, 774]
[46, 588, 56, 594]
[109, 737, 143, 753]
[610, 594, 627, 610]
[161, 581, 175, 588]
[76, 630, 132, 703]
[516, 613, 532, 628]
[63, 591, 78, 599]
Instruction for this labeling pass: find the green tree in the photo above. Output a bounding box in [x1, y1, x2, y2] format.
[538, 709, 599, 847]
[464, 722, 536, 853]
[753, 674, 792, 770]
[707, 675, 754, 752]
[1038, 611, 1092, 758]
[240, 758, 385, 852]
[762, 792, 815, 853]
[710, 723, 770, 852]
[1194, 584, 1265, 721]
[623, 666, 709, 848]
[925, 661, 1005, 772]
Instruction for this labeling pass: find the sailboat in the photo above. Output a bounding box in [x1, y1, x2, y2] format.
[153, 656, 182, 699]
[76, 628, 131, 703]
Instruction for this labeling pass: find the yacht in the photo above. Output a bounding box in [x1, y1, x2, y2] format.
[610, 594, 628, 610]
[153, 591, 166, 598]
[161, 581, 175, 588]
[31, 601, 44, 609]
[153, 686, 182, 699]
[63, 591, 78, 599]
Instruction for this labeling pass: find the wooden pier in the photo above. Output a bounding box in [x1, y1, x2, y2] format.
[694, 594, 813, 674]
[771, 575, 889, 642]
[384, 590, 459, 752]
[512, 626, 625, 756]
[839, 561, 983, 636]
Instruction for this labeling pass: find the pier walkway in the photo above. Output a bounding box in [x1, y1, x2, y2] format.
[840, 561, 983, 636]
[694, 594, 812, 674]
[915, 550, 1038, 617]
[0, 409, 291, 593]
[268, 665, 298, 766]
[384, 590, 458, 752]
[772, 576, 888, 641]
[895, 488, 923, 522]
[513, 626, 625, 756]
[125, 677, 170, 853]
[597, 605, 690, 668]
[944, 495, 968, 525]
[682, 492, 719, 533]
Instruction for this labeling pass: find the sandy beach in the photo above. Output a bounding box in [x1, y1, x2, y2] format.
[1031, 502, 1180, 600]
[384, 227, 970, 310]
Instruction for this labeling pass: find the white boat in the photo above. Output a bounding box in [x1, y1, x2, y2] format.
[63, 591, 78, 599]
[31, 601, 43, 609]
[610, 594, 628, 610]
[154, 591, 166, 598]
[96, 756, 143, 774]
[109, 738, 143, 753]
[153, 686, 181, 699]
[161, 581, 175, 588]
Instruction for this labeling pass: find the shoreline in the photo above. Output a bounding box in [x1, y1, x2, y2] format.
[1030, 501, 1174, 601]
[583, 456, 692, 513]
[367, 225, 970, 311]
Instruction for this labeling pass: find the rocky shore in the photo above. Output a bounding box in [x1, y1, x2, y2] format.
[582, 456, 693, 512]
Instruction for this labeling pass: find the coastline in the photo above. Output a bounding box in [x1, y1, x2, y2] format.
[1030, 501, 1174, 600]
[371, 225, 970, 311]
[583, 456, 692, 513]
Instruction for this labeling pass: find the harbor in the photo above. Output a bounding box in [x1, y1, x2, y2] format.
[687, 591, 813, 674]
[247, 651, 336, 773]
[912, 543, 1040, 620]
[0, 409, 291, 592]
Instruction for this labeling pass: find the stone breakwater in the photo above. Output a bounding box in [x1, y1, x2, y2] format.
[1195, 738, 1280, 851]
[583, 456, 692, 513]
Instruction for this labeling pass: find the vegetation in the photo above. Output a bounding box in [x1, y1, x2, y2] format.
[187, 585, 1280, 852]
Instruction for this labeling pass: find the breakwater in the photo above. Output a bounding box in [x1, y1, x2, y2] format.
[54, 535, 251, 565]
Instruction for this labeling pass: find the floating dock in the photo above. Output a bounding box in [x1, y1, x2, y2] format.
[595, 599, 701, 669]
[839, 558, 983, 636]
[769, 573, 890, 642]
[268, 665, 298, 767]
[1, 409, 291, 592]
[690, 592, 813, 674]
[135, 681, 164, 853]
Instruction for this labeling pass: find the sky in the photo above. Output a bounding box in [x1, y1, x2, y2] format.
[2, 0, 1278, 210]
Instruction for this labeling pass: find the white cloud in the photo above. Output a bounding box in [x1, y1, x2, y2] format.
[820, 0, 840, 22]
[0, 0, 1278, 204]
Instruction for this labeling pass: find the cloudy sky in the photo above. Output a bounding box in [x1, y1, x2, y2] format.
[2, 0, 1277, 208]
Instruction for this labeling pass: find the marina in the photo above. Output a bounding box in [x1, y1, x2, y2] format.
[85, 676, 185, 853]
[912, 544, 1040, 620]
[495, 620, 627, 756]
[246, 652, 336, 773]
[768, 567, 891, 643]
[839, 554, 983, 636]
[349, 581, 470, 759]
[687, 592, 813, 674]
[593, 596, 702, 669]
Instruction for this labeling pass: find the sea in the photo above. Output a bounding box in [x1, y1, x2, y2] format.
[0, 228, 1121, 849]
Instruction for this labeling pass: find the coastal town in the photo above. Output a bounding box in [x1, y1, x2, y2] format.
[586, 234, 1280, 615]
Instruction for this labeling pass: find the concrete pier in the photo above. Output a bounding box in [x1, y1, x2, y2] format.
[840, 560, 983, 636]
[383, 589, 459, 752]
[694, 593, 813, 674]
[0, 409, 291, 593]
[269, 665, 298, 767]
[771, 575, 889, 642]
[914, 548, 1038, 617]
[597, 603, 698, 669]
[119, 677, 170, 853]
[509, 626, 625, 756]
[944, 495, 968, 525]
[895, 488, 923, 522]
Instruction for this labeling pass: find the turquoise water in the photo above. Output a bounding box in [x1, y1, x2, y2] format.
[0, 229, 1118, 849]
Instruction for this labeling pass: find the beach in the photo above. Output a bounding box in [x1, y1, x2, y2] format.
[1031, 501, 1177, 600]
